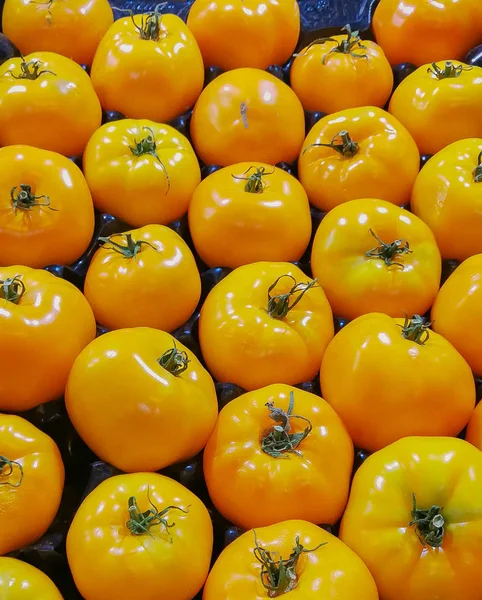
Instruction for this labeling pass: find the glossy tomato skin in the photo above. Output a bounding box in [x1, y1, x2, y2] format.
[466, 402, 482, 450]
[0, 558, 63, 599]
[298, 107, 419, 211]
[190, 68, 305, 167]
[389, 61, 482, 155]
[0, 415, 64, 555]
[0, 266, 96, 411]
[2, 0, 113, 66]
[67, 472, 213, 600]
[91, 13, 204, 122]
[0, 146, 95, 268]
[83, 119, 200, 227]
[189, 162, 311, 268]
[340, 436, 482, 600]
[0, 52, 101, 156]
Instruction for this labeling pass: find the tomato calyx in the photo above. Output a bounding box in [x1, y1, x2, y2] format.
[98, 233, 157, 260]
[365, 228, 412, 268]
[399, 313, 432, 345]
[474, 151, 482, 183]
[3, 58, 56, 80]
[121, 3, 166, 41]
[0, 455, 24, 487]
[10, 184, 57, 212]
[0, 276, 26, 305]
[408, 493, 445, 548]
[231, 165, 275, 194]
[427, 61, 472, 80]
[267, 274, 318, 319]
[303, 130, 359, 159]
[157, 342, 190, 376]
[129, 126, 171, 193]
[297, 24, 368, 64]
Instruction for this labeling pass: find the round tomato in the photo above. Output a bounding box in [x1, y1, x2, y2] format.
[0, 558, 63, 599]
[389, 60, 482, 155]
[188, 162, 311, 268]
[0, 266, 95, 411]
[187, 0, 300, 70]
[83, 119, 200, 227]
[298, 107, 419, 211]
[2, 0, 113, 66]
[67, 472, 213, 600]
[190, 68, 305, 167]
[311, 198, 441, 320]
[466, 401, 482, 450]
[341, 436, 482, 600]
[291, 25, 393, 113]
[199, 262, 334, 390]
[91, 9, 204, 122]
[66, 328, 218, 472]
[0, 52, 101, 156]
[0, 145, 95, 268]
[0, 414, 64, 555]
[203, 519, 379, 600]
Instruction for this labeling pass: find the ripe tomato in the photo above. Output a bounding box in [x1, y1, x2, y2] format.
[66, 328, 218, 472]
[298, 107, 419, 211]
[2, 0, 113, 66]
[67, 472, 213, 600]
[320, 313, 475, 452]
[0, 146, 95, 268]
[340, 436, 482, 600]
[0, 52, 101, 156]
[0, 558, 63, 599]
[389, 60, 482, 155]
[91, 9, 204, 122]
[311, 198, 441, 320]
[466, 402, 482, 451]
[0, 266, 95, 411]
[0, 414, 64, 555]
[190, 68, 305, 167]
[188, 162, 311, 268]
[187, 0, 300, 70]
[291, 25, 393, 113]
[83, 119, 200, 227]
[204, 384, 353, 529]
[431, 255, 482, 376]
[203, 519, 379, 600]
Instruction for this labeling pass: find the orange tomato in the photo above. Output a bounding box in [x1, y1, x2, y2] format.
[199, 262, 334, 390]
[66, 328, 218, 472]
[311, 198, 441, 320]
[91, 9, 204, 122]
[0, 266, 96, 411]
[0, 414, 64, 555]
[431, 254, 482, 376]
[2, 0, 113, 66]
[187, 0, 300, 70]
[83, 119, 200, 227]
[298, 107, 419, 211]
[190, 68, 305, 167]
[291, 25, 393, 113]
[188, 162, 311, 268]
[0, 145, 95, 268]
[466, 402, 482, 450]
[203, 520, 379, 600]
[0, 557, 63, 599]
[67, 472, 213, 600]
[389, 60, 482, 155]
[0, 52, 101, 156]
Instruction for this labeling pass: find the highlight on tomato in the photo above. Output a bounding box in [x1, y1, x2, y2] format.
[291, 25, 393, 113]
[0, 414, 64, 555]
[66, 328, 218, 473]
[311, 198, 441, 320]
[298, 107, 419, 212]
[203, 519, 379, 600]
[187, 0, 300, 70]
[188, 162, 312, 269]
[199, 261, 334, 390]
[0, 557, 63, 599]
[90, 7, 204, 122]
[340, 436, 482, 600]
[0, 52, 102, 156]
[67, 472, 213, 600]
[190, 68, 305, 167]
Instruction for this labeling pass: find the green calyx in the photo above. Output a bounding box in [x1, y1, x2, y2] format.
[3, 58, 56, 80]
[267, 274, 318, 319]
[427, 61, 472, 80]
[231, 165, 274, 194]
[10, 184, 56, 212]
[365, 228, 412, 268]
[399, 313, 432, 345]
[0, 276, 26, 305]
[157, 342, 190, 376]
[303, 129, 359, 159]
[98, 233, 157, 260]
[128, 126, 170, 192]
[408, 493, 445, 548]
[474, 151, 482, 183]
[0, 455, 24, 487]
[299, 24, 368, 64]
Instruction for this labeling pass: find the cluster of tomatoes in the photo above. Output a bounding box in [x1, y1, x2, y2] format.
[1, 0, 482, 598]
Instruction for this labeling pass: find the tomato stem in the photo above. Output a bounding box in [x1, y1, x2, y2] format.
[11, 184, 56, 212]
[231, 165, 275, 194]
[129, 126, 170, 193]
[427, 61, 472, 80]
[474, 151, 482, 183]
[267, 274, 317, 319]
[2, 58, 56, 80]
[118, 3, 167, 41]
[98, 233, 157, 260]
[399, 313, 432, 345]
[158, 342, 190, 376]
[365, 228, 412, 268]
[303, 129, 359, 158]
[240, 102, 249, 129]
[298, 24, 368, 64]
[408, 493, 445, 548]
[0, 455, 24, 487]
[0, 276, 26, 305]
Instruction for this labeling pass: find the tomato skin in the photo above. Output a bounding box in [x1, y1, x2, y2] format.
[466, 402, 482, 450]
[199, 262, 334, 390]
[311, 198, 441, 320]
[298, 107, 419, 211]
[340, 436, 482, 600]
[2, 0, 113, 66]
[188, 162, 311, 268]
[0, 52, 101, 156]
[83, 119, 200, 227]
[389, 61, 482, 155]
[0, 414, 64, 555]
[190, 68, 305, 167]
[0, 557, 63, 599]
[91, 13, 204, 122]
[67, 472, 213, 600]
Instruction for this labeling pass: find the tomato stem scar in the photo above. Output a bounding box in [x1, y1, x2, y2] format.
[98, 233, 157, 260]
[128, 126, 170, 193]
[408, 493, 445, 548]
[240, 102, 249, 129]
[365, 228, 412, 268]
[267, 274, 317, 319]
[157, 342, 190, 376]
[0, 276, 26, 305]
[231, 165, 275, 193]
[303, 129, 359, 158]
[0, 455, 24, 487]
